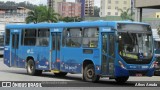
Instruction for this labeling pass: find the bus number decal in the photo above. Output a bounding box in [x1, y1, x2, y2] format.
[27, 49, 34, 54]
[38, 65, 47, 69]
[13, 30, 19, 32]
[102, 28, 111, 32]
[54, 28, 59, 32]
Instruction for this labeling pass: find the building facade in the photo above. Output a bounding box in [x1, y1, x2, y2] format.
[100, 0, 131, 17]
[76, 0, 94, 17]
[0, 5, 30, 23]
[84, 0, 94, 16]
[134, 0, 160, 22]
[58, 2, 81, 17]
[48, 0, 66, 13]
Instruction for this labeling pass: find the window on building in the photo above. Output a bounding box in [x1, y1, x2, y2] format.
[62, 7, 65, 11]
[5, 29, 10, 45]
[115, 12, 118, 15]
[108, 0, 111, 4]
[108, 6, 111, 9]
[123, 7, 127, 10]
[23, 29, 37, 46]
[107, 12, 111, 15]
[115, 1, 119, 4]
[63, 28, 82, 47]
[83, 28, 99, 48]
[115, 6, 118, 10]
[124, 1, 127, 4]
[37, 29, 50, 46]
[69, 3, 72, 6]
[101, 0, 103, 5]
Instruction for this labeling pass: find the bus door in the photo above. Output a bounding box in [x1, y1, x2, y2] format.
[11, 33, 19, 67]
[51, 32, 61, 70]
[101, 33, 115, 75]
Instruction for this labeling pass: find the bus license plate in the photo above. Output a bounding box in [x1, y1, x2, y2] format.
[136, 74, 142, 76]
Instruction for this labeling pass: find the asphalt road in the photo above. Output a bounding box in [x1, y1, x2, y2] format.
[0, 58, 160, 89]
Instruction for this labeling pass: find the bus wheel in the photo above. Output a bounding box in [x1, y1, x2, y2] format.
[27, 59, 42, 76]
[115, 76, 129, 83]
[83, 64, 100, 82]
[54, 72, 68, 77]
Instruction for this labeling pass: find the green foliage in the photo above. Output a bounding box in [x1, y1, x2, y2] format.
[118, 8, 134, 21]
[61, 16, 83, 22]
[25, 6, 60, 23]
[94, 6, 100, 17]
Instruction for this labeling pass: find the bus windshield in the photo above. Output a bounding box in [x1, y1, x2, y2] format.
[118, 24, 153, 64]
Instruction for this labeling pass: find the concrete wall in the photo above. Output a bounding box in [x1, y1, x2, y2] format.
[135, 0, 160, 8]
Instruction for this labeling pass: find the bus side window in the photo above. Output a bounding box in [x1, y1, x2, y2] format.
[23, 29, 37, 46]
[37, 29, 49, 46]
[65, 28, 82, 47]
[83, 28, 99, 48]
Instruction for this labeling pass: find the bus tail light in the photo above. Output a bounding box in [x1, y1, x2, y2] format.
[118, 61, 126, 69]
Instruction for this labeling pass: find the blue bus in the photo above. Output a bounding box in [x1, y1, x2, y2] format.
[4, 21, 156, 83]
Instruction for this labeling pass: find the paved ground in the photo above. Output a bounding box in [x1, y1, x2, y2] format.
[0, 58, 160, 89]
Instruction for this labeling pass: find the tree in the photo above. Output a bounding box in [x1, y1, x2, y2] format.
[25, 6, 41, 23]
[94, 6, 100, 17]
[25, 6, 59, 23]
[118, 8, 134, 21]
[43, 7, 60, 22]
[61, 16, 82, 22]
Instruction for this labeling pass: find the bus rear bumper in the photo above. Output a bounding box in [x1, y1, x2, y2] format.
[115, 66, 155, 77]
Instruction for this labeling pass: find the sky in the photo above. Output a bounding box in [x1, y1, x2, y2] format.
[0, 0, 100, 7]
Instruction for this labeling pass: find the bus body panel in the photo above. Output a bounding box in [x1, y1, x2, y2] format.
[17, 46, 50, 69]
[60, 47, 101, 74]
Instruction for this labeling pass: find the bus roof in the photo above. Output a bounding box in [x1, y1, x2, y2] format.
[5, 21, 150, 29]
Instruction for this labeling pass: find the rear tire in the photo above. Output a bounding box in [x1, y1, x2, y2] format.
[27, 59, 42, 76]
[115, 76, 129, 83]
[54, 72, 68, 77]
[83, 64, 100, 82]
